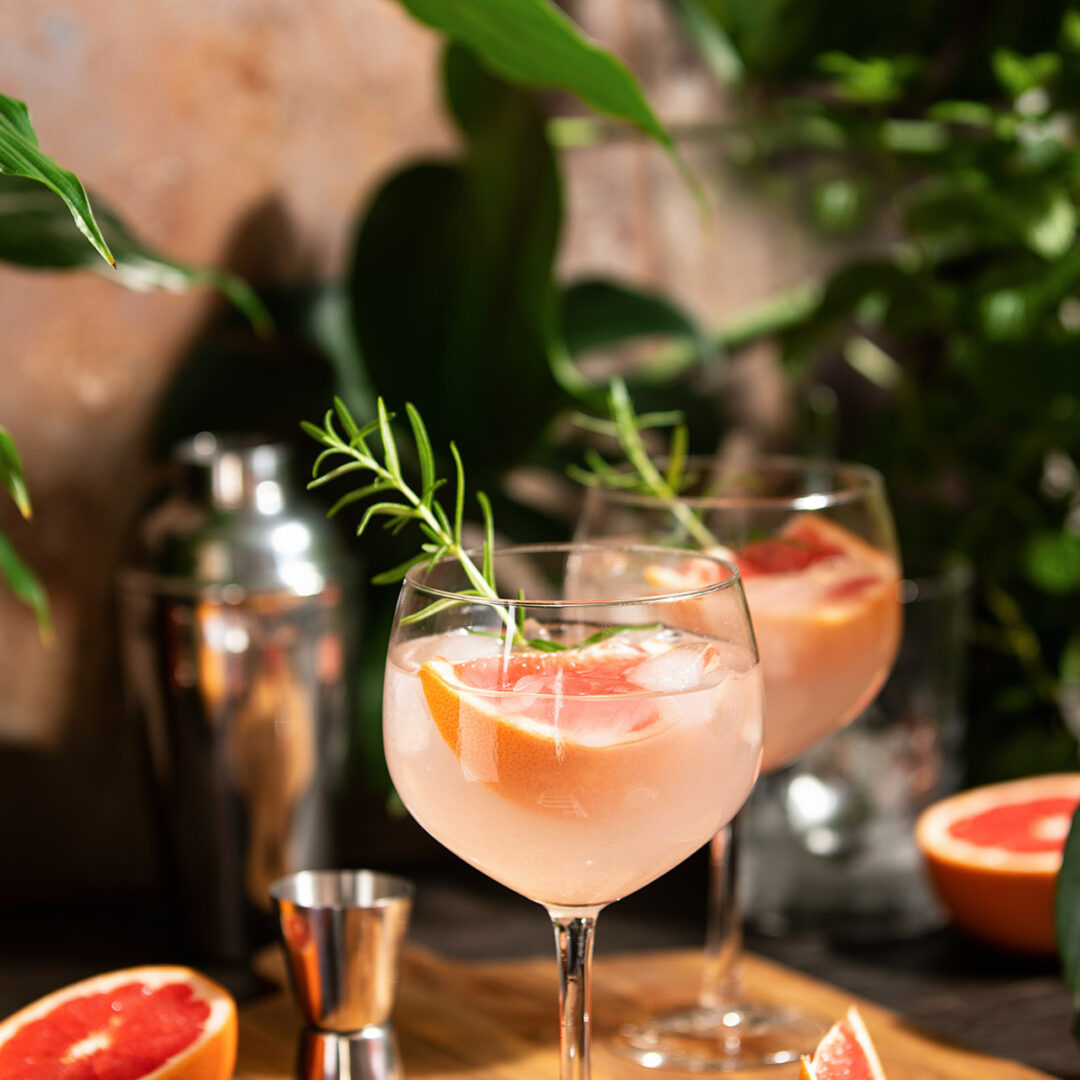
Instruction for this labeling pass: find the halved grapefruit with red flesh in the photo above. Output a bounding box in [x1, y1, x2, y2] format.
[915, 774, 1080, 954]
[799, 1006, 886, 1080]
[419, 637, 720, 818]
[0, 966, 237, 1080]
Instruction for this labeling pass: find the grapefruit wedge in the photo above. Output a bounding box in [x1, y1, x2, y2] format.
[419, 637, 718, 818]
[799, 1006, 886, 1080]
[0, 965, 238, 1080]
[915, 773, 1080, 954]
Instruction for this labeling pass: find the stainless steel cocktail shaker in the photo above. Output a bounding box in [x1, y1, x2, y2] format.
[120, 434, 357, 961]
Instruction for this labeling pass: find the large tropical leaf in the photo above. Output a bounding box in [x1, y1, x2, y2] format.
[0, 175, 270, 331]
[347, 45, 564, 473]
[397, 0, 679, 163]
[0, 92, 113, 267]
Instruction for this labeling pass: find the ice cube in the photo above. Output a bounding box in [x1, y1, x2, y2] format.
[384, 671, 432, 754]
[627, 643, 709, 693]
[430, 629, 506, 663]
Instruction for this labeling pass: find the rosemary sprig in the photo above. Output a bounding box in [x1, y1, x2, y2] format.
[302, 396, 516, 633]
[570, 377, 721, 550]
[304, 395, 672, 653]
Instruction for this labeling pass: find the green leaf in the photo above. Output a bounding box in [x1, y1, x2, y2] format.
[811, 177, 866, 233]
[406, 403, 437, 504]
[334, 395, 362, 441]
[0, 528, 51, 641]
[992, 49, 1061, 98]
[399, 596, 470, 625]
[1065, 9, 1080, 51]
[562, 279, 706, 366]
[477, 489, 495, 587]
[816, 52, 919, 105]
[0, 425, 31, 519]
[348, 46, 564, 471]
[667, 0, 744, 87]
[450, 442, 466, 546]
[357, 500, 416, 536]
[1023, 189, 1077, 260]
[526, 637, 569, 652]
[579, 622, 661, 647]
[396, 0, 677, 160]
[370, 553, 430, 585]
[1060, 632, 1080, 687]
[0, 176, 270, 331]
[376, 399, 401, 479]
[665, 425, 689, 492]
[1024, 531, 1080, 595]
[0, 92, 114, 267]
[928, 100, 996, 126]
[556, 278, 713, 405]
[1056, 803, 1080, 1039]
[326, 481, 395, 518]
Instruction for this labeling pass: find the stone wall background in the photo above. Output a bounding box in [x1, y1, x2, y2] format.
[0, 0, 818, 900]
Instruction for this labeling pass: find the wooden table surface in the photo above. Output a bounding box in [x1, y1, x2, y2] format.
[1, 855, 1077, 1078]
[239, 945, 1056, 1080]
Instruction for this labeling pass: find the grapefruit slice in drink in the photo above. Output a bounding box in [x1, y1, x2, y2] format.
[419, 635, 723, 818]
[641, 514, 900, 767]
[0, 965, 238, 1080]
[799, 1006, 886, 1080]
[915, 773, 1080, 954]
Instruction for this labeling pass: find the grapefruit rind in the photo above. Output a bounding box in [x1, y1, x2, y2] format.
[0, 965, 238, 1080]
[915, 774, 1080, 955]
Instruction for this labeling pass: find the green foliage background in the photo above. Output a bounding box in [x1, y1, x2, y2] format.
[697, 3, 1080, 785]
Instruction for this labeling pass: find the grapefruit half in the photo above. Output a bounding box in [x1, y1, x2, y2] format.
[915, 773, 1080, 954]
[799, 1005, 886, 1080]
[0, 965, 238, 1080]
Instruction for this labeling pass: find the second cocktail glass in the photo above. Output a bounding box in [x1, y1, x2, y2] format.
[383, 543, 763, 1080]
[576, 457, 902, 1070]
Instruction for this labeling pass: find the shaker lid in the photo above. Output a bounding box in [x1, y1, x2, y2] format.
[122, 433, 355, 596]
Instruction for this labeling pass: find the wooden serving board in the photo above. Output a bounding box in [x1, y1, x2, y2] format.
[237, 946, 1054, 1080]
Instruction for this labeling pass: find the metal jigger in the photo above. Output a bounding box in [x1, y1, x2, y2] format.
[270, 870, 414, 1080]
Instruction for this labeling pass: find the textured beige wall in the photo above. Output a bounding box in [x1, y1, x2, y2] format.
[0, 0, 454, 897]
[0, 0, 451, 748]
[0, 0, 812, 897]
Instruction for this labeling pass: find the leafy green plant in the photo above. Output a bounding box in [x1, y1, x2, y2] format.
[0, 91, 268, 635]
[646, 0, 1080, 1037]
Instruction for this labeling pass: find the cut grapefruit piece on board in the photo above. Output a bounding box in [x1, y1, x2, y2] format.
[0, 965, 238, 1080]
[915, 773, 1080, 954]
[418, 637, 719, 818]
[799, 1005, 886, 1080]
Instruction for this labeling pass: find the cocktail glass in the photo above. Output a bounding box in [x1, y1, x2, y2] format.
[383, 543, 764, 1080]
[575, 457, 902, 1070]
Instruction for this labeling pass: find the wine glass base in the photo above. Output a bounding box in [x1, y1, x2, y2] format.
[611, 1002, 825, 1071]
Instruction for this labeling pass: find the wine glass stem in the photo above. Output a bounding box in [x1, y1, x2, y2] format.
[699, 815, 743, 1011]
[549, 906, 601, 1080]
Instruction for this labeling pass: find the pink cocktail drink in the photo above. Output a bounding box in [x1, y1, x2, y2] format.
[385, 626, 763, 907]
[575, 460, 902, 1069]
[722, 513, 900, 770]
